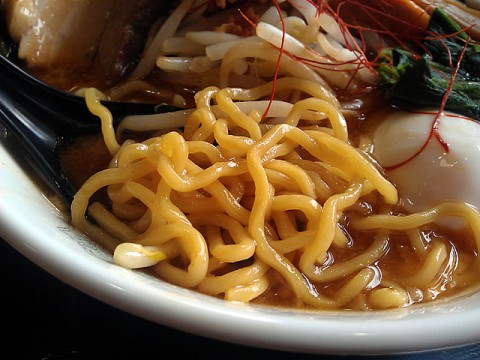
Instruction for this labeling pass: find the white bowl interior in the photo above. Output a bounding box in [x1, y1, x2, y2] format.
[1, 133, 480, 355]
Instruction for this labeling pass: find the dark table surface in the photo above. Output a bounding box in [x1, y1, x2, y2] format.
[1, 238, 479, 360]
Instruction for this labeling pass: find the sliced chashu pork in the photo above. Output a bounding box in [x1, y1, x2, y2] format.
[2, 0, 168, 88]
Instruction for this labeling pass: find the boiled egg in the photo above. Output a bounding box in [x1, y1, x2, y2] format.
[372, 110, 480, 228]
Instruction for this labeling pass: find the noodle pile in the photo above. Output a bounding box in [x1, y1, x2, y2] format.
[71, 77, 480, 310]
[69, 0, 480, 310]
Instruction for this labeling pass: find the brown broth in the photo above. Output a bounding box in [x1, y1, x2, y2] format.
[59, 134, 111, 190]
[54, 91, 480, 310]
[6, 0, 479, 312]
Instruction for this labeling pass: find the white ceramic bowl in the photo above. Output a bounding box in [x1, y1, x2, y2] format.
[1, 133, 480, 355]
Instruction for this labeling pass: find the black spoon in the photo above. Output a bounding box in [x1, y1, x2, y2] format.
[0, 54, 180, 206]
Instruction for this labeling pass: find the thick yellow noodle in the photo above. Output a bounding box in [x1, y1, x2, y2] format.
[71, 79, 480, 310]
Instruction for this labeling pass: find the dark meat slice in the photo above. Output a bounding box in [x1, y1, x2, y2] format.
[96, 1, 171, 85]
[2, 0, 169, 88]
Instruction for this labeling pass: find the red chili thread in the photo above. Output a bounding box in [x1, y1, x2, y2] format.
[261, 0, 285, 120]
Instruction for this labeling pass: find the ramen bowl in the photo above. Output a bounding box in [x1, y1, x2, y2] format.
[1, 132, 480, 356]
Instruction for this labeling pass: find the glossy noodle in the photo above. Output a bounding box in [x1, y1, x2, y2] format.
[72, 80, 480, 310]
[6, 0, 478, 310]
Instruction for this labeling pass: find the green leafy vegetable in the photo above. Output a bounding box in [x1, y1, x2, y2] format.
[426, 7, 480, 80]
[377, 7, 480, 119]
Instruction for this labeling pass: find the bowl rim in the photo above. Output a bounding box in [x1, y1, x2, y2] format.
[1, 137, 480, 355]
